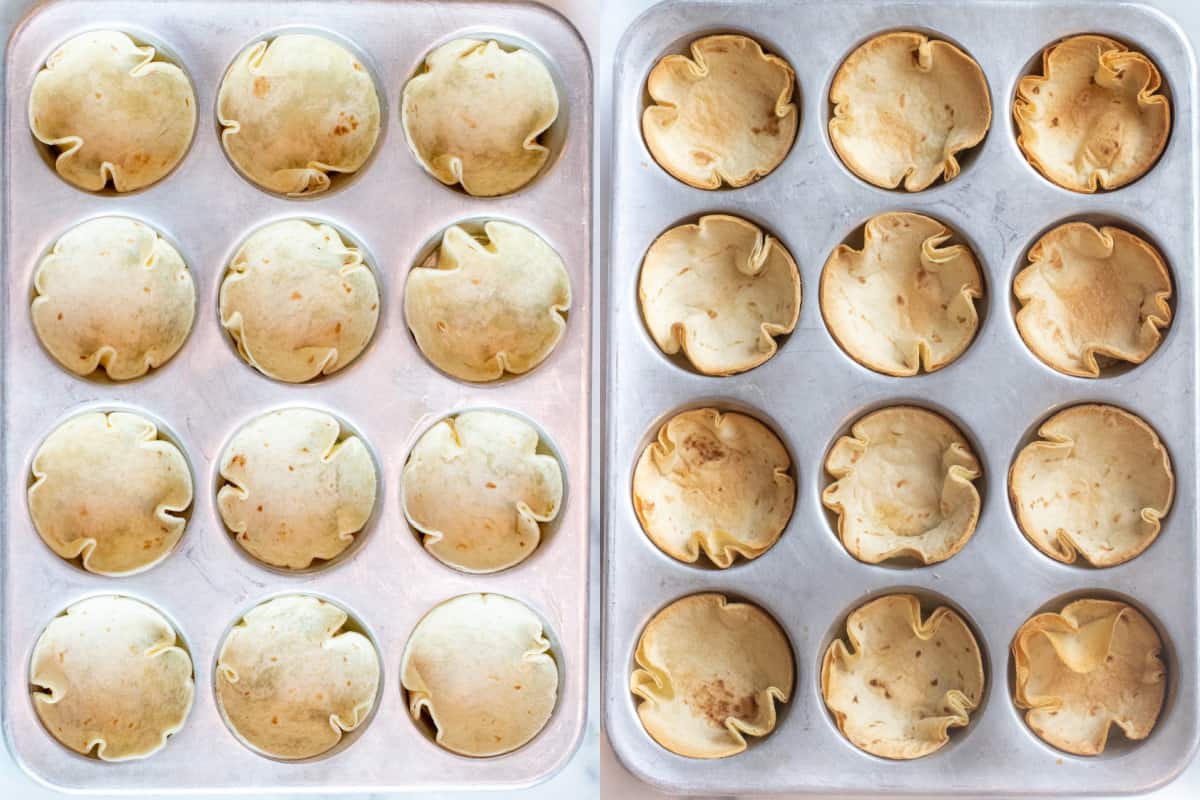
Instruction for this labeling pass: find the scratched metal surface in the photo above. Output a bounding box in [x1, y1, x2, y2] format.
[2, 0, 592, 792]
[603, 0, 1198, 794]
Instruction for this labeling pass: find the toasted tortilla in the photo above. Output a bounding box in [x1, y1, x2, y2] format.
[643, 35, 797, 189]
[405, 221, 570, 382]
[822, 594, 984, 759]
[1015, 222, 1172, 377]
[823, 406, 981, 565]
[31, 595, 193, 761]
[639, 214, 801, 375]
[821, 212, 983, 375]
[1010, 404, 1173, 566]
[1012, 598, 1165, 755]
[401, 593, 558, 757]
[1014, 35, 1169, 192]
[216, 594, 380, 759]
[217, 408, 376, 570]
[633, 408, 794, 567]
[217, 34, 380, 195]
[829, 32, 990, 190]
[32, 216, 195, 380]
[402, 38, 558, 196]
[28, 410, 192, 575]
[29, 30, 195, 191]
[632, 593, 793, 759]
[219, 219, 380, 383]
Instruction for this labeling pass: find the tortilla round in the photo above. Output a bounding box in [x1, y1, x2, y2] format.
[632, 593, 793, 759]
[28, 410, 192, 575]
[1012, 598, 1165, 755]
[217, 408, 376, 570]
[1015, 222, 1172, 377]
[633, 408, 794, 567]
[216, 594, 380, 760]
[829, 32, 990, 191]
[821, 211, 982, 375]
[822, 594, 984, 759]
[1010, 404, 1173, 566]
[219, 219, 380, 383]
[31, 595, 193, 761]
[823, 406, 982, 565]
[639, 214, 801, 375]
[403, 410, 563, 573]
[642, 35, 798, 189]
[217, 34, 380, 195]
[405, 220, 570, 381]
[1014, 35, 1169, 192]
[32, 216, 195, 380]
[29, 30, 195, 192]
[402, 38, 558, 196]
[401, 593, 558, 757]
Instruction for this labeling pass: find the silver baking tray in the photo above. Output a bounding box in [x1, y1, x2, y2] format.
[2, 0, 591, 793]
[603, 0, 1197, 794]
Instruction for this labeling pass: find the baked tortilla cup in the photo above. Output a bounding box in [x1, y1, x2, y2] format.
[217, 408, 377, 570]
[1015, 222, 1172, 377]
[1014, 35, 1169, 192]
[404, 220, 570, 382]
[32, 216, 196, 380]
[633, 408, 794, 567]
[829, 32, 990, 191]
[403, 410, 563, 573]
[217, 33, 380, 196]
[30, 595, 193, 761]
[823, 406, 982, 565]
[401, 593, 558, 757]
[1010, 404, 1173, 567]
[821, 211, 983, 375]
[219, 219, 380, 383]
[216, 594, 380, 760]
[822, 594, 984, 759]
[642, 34, 798, 189]
[402, 38, 558, 196]
[1012, 598, 1165, 755]
[28, 410, 192, 575]
[632, 593, 793, 758]
[639, 214, 801, 375]
[29, 30, 195, 192]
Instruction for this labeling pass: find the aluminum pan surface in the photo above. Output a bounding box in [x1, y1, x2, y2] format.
[603, 0, 1198, 795]
[2, 0, 592, 792]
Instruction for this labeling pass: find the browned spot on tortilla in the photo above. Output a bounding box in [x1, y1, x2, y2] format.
[688, 678, 759, 726]
[291, 291, 302, 300]
[682, 433, 724, 463]
[232, 454, 246, 467]
[253, 76, 270, 98]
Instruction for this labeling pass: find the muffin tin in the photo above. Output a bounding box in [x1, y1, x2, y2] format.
[603, 0, 1196, 794]
[2, 0, 590, 792]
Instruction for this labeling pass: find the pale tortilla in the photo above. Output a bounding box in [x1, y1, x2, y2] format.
[402, 38, 559, 196]
[403, 411, 563, 573]
[31, 595, 193, 761]
[32, 216, 195, 380]
[28, 410, 192, 575]
[29, 30, 195, 191]
[401, 593, 558, 757]
[217, 408, 377, 570]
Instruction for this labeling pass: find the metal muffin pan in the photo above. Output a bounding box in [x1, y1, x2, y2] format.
[2, 0, 591, 792]
[603, 0, 1197, 794]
